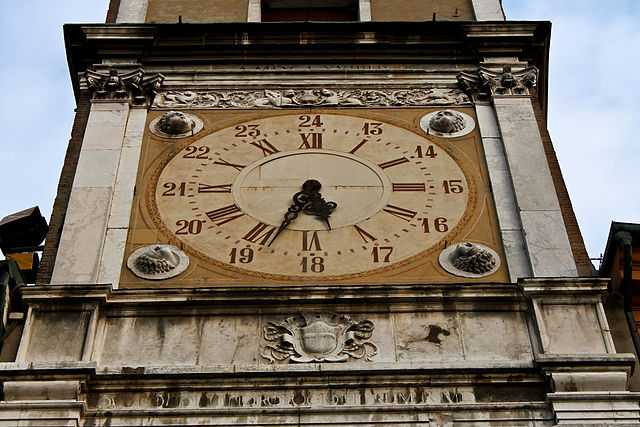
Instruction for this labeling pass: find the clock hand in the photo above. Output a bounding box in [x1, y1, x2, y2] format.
[299, 180, 337, 231]
[268, 208, 300, 247]
[268, 180, 338, 247]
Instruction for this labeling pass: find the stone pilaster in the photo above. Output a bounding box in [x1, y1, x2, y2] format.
[50, 67, 162, 287]
[458, 65, 578, 279]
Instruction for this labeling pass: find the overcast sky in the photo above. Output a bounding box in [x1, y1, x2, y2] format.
[0, 0, 638, 266]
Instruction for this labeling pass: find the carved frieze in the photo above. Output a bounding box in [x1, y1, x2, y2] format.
[85, 67, 165, 105]
[261, 313, 378, 363]
[153, 88, 470, 109]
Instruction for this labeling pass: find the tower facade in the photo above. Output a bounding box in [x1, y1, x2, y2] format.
[1, 1, 638, 425]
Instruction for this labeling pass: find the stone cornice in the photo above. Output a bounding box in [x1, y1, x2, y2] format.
[19, 283, 526, 309]
[64, 21, 551, 110]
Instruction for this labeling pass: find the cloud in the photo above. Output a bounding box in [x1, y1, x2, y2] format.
[506, 0, 640, 258]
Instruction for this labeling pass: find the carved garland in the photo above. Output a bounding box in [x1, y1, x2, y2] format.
[153, 88, 470, 109]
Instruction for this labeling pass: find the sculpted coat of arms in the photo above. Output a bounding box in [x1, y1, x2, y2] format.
[261, 313, 378, 363]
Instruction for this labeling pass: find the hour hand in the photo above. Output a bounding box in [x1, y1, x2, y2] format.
[268, 209, 298, 247]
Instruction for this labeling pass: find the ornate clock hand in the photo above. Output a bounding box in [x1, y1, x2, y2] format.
[268, 180, 337, 246]
[299, 180, 337, 231]
[268, 207, 301, 247]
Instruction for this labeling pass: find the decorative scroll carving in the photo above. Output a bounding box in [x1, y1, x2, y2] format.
[149, 111, 204, 138]
[419, 110, 475, 138]
[85, 67, 164, 105]
[153, 88, 469, 109]
[457, 66, 538, 101]
[479, 65, 538, 96]
[261, 313, 378, 363]
[439, 242, 500, 278]
[127, 244, 189, 280]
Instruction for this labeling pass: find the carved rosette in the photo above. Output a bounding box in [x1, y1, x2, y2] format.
[149, 111, 204, 138]
[457, 66, 539, 101]
[419, 110, 475, 138]
[127, 244, 190, 280]
[438, 242, 500, 278]
[85, 67, 165, 105]
[261, 313, 378, 363]
[153, 88, 469, 109]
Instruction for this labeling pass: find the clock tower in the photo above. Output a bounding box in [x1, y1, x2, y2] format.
[2, 0, 638, 425]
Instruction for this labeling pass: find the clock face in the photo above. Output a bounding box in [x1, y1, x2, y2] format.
[150, 112, 473, 281]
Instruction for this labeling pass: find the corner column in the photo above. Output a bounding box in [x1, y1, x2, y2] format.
[50, 67, 162, 288]
[460, 65, 578, 279]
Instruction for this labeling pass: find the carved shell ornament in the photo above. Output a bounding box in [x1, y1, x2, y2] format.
[149, 111, 203, 138]
[438, 242, 500, 278]
[261, 313, 378, 363]
[420, 110, 475, 138]
[127, 244, 190, 280]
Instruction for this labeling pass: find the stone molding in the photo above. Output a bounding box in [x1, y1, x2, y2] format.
[3, 381, 80, 401]
[85, 67, 164, 105]
[152, 87, 470, 109]
[458, 65, 539, 102]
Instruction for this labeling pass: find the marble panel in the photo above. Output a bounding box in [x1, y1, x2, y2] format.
[24, 311, 89, 363]
[394, 312, 463, 362]
[99, 315, 260, 367]
[50, 187, 111, 284]
[72, 149, 120, 188]
[475, 104, 501, 138]
[116, 0, 148, 22]
[471, 0, 505, 20]
[501, 229, 533, 281]
[538, 304, 607, 354]
[482, 137, 521, 231]
[459, 311, 533, 362]
[247, 0, 260, 22]
[108, 145, 143, 228]
[123, 107, 148, 148]
[97, 228, 128, 287]
[520, 210, 578, 277]
[358, 0, 372, 21]
[82, 107, 128, 150]
[494, 98, 561, 212]
[197, 316, 261, 365]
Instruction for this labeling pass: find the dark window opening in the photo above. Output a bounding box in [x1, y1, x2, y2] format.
[261, 0, 359, 22]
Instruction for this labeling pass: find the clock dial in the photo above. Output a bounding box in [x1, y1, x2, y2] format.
[151, 113, 472, 280]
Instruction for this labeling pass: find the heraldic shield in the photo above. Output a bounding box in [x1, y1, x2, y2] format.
[261, 313, 378, 363]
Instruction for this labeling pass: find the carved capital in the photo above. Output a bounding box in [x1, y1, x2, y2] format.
[479, 65, 538, 97]
[457, 66, 539, 102]
[85, 67, 165, 105]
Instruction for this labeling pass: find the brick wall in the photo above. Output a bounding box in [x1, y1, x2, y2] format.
[533, 98, 594, 277]
[36, 94, 92, 285]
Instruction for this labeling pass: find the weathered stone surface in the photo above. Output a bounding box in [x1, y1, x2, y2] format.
[50, 187, 111, 284]
[538, 304, 608, 354]
[99, 315, 260, 366]
[23, 311, 90, 363]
